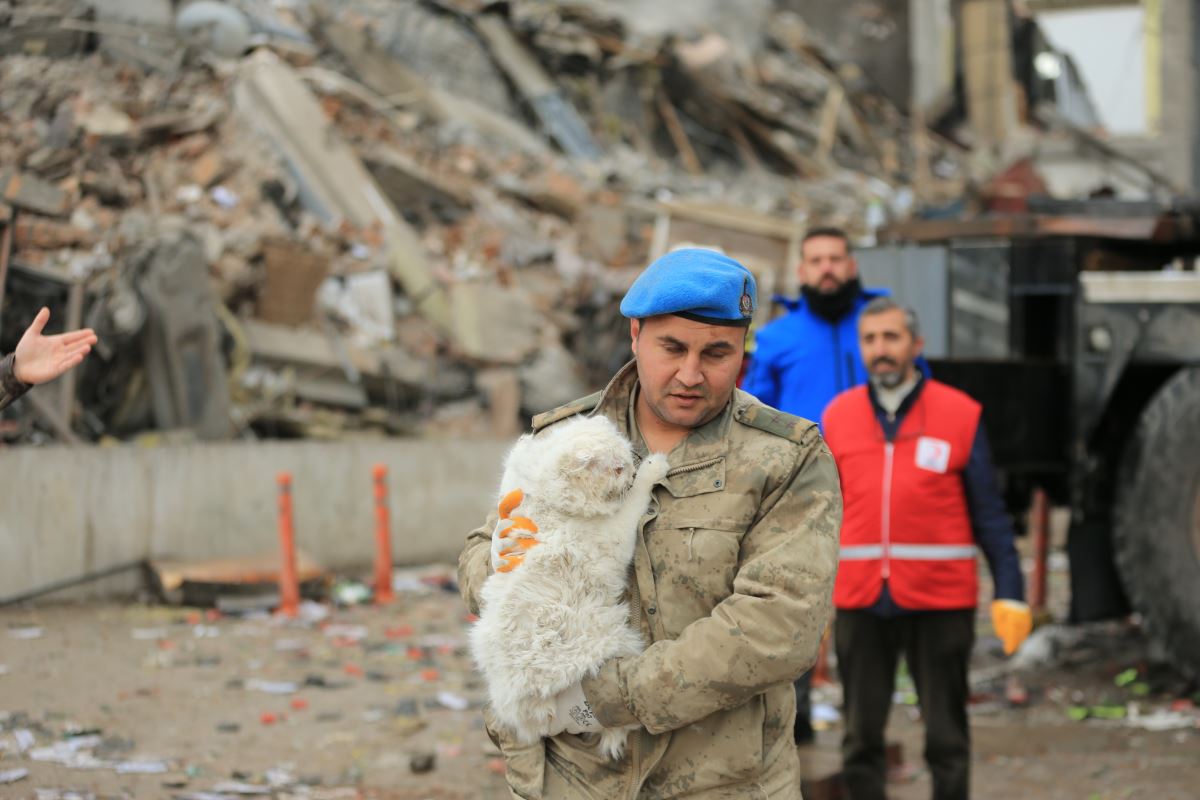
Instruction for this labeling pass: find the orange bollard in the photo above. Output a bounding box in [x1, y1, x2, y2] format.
[372, 464, 394, 605]
[276, 471, 300, 618]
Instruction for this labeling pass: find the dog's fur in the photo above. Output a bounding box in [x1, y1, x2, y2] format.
[470, 416, 669, 759]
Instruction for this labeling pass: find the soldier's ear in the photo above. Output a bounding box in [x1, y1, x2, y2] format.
[630, 318, 641, 356]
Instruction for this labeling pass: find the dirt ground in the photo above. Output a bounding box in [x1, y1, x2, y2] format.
[1, 556, 1198, 800]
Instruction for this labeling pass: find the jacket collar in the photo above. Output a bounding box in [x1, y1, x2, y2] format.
[866, 371, 926, 425]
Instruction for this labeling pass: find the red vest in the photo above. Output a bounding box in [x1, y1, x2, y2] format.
[822, 380, 981, 610]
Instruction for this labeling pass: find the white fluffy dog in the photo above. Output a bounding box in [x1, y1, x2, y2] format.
[470, 416, 669, 759]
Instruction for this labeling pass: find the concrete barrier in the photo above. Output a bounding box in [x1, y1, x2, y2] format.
[0, 439, 512, 602]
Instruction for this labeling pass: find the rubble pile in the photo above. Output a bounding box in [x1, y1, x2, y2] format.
[0, 0, 970, 444]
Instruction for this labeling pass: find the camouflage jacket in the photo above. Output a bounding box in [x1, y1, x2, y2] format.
[0, 353, 30, 412]
[458, 361, 842, 799]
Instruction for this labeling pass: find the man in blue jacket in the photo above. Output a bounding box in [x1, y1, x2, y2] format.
[742, 227, 886, 425]
[741, 226, 883, 744]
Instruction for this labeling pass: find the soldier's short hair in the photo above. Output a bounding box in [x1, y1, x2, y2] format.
[860, 296, 920, 339]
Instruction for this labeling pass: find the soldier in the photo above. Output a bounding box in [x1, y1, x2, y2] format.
[741, 225, 884, 743]
[458, 248, 842, 798]
[0, 307, 98, 411]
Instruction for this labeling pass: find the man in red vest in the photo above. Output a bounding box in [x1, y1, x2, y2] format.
[822, 298, 1032, 800]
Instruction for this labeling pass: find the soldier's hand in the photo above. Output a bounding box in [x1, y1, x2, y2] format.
[490, 489, 540, 573]
[546, 681, 602, 736]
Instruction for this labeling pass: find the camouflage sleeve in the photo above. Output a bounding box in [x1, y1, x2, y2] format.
[457, 509, 499, 616]
[583, 434, 842, 734]
[0, 353, 31, 412]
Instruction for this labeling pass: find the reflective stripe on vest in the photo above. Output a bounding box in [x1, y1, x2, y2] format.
[840, 543, 977, 561]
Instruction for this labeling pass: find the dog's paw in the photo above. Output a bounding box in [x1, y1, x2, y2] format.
[637, 453, 671, 484]
[598, 728, 630, 760]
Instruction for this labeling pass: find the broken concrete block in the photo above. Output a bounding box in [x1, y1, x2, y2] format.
[80, 103, 136, 141]
[135, 229, 233, 439]
[518, 343, 589, 415]
[13, 216, 95, 250]
[363, 145, 472, 221]
[475, 367, 522, 438]
[189, 151, 227, 188]
[0, 170, 70, 217]
[449, 282, 540, 366]
[0, 0, 91, 57]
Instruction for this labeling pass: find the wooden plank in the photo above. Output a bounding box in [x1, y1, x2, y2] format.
[815, 84, 845, 164]
[149, 551, 326, 594]
[655, 89, 704, 176]
[472, 14, 601, 160]
[878, 214, 1166, 243]
[657, 200, 804, 241]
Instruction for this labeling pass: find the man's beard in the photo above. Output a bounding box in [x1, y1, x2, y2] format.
[868, 358, 909, 389]
[802, 277, 862, 322]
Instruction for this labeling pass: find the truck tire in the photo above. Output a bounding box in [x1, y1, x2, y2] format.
[1113, 366, 1200, 676]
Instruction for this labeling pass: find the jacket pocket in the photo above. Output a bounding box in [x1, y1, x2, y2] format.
[644, 521, 744, 636]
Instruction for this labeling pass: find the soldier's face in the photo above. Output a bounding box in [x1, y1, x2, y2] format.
[859, 308, 923, 389]
[630, 315, 745, 430]
[799, 236, 857, 294]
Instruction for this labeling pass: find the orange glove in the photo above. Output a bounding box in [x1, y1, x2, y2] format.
[990, 600, 1033, 656]
[491, 489, 540, 573]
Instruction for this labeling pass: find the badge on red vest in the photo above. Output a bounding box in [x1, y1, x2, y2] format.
[915, 436, 951, 474]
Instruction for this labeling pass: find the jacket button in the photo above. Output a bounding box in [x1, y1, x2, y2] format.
[647, 607, 657, 615]
[713, 479, 723, 488]
[646, 507, 656, 516]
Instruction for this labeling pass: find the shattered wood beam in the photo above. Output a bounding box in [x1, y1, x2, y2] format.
[736, 114, 817, 178]
[315, 18, 447, 124]
[472, 13, 601, 161]
[729, 124, 763, 172]
[815, 84, 845, 164]
[655, 90, 704, 176]
[26, 389, 82, 445]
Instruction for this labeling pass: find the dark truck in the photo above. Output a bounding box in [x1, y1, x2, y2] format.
[855, 200, 1200, 675]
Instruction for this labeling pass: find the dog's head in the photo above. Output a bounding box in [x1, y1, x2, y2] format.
[533, 416, 635, 517]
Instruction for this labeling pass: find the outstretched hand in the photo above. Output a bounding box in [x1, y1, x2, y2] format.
[13, 307, 98, 386]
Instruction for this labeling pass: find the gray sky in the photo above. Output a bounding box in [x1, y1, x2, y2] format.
[1037, 6, 1148, 135]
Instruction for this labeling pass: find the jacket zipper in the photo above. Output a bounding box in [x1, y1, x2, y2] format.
[881, 442, 894, 579]
[665, 456, 723, 478]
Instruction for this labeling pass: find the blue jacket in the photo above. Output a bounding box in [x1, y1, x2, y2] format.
[742, 287, 890, 428]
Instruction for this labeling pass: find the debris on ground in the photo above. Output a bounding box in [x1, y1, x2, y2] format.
[0, 0, 973, 445]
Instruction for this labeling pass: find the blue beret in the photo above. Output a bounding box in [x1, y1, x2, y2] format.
[620, 248, 757, 327]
